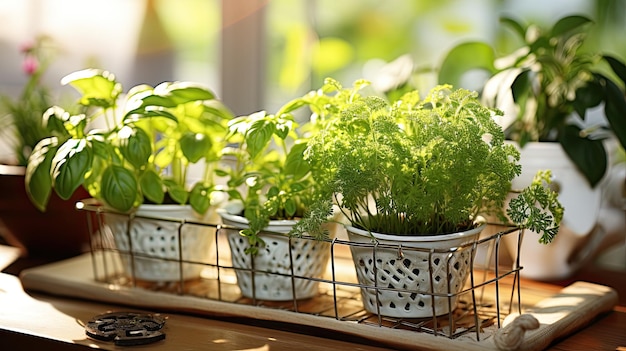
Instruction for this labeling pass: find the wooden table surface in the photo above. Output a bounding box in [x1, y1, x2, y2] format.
[1, 246, 626, 351]
[539, 266, 626, 351]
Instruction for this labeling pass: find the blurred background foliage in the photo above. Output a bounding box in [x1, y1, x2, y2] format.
[0, 0, 624, 115]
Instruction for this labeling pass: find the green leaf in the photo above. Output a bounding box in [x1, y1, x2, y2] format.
[506, 170, 563, 244]
[156, 81, 215, 104]
[123, 108, 178, 124]
[25, 137, 59, 212]
[126, 84, 153, 101]
[550, 15, 592, 38]
[510, 70, 532, 103]
[101, 165, 138, 212]
[153, 147, 175, 169]
[274, 118, 292, 140]
[170, 86, 215, 104]
[603, 55, 626, 88]
[189, 183, 211, 215]
[284, 142, 310, 179]
[180, 132, 212, 163]
[118, 126, 152, 169]
[438, 42, 496, 89]
[163, 179, 188, 204]
[136, 94, 178, 108]
[86, 133, 111, 160]
[500, 17, 526, 39]
[246, 118, 274, 159]
[284, 198, 297, 217]
[60, 113, 88, 139]
[559, 125, 606, 187]
[61, 69, 121, 108]
[267, 186, 280, 198]
[528, 36, 551, 52]
[51, 138, 92, 200]
[572, 79, 604, 118]
[290, 182, 306, 193]
[276, 98, 307, 116]
[203, 100, 234, 121]
[140, 169, 164, 204]
[601, 75, 626, 151]
[42, 106, 71, 138]
[214, 168, 229, 177]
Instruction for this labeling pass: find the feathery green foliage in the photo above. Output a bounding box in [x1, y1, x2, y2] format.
[293, 80, 563, 243]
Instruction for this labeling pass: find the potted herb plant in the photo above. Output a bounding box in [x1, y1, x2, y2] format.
[439, 15, 626, 280]
[25, 68, 233, 282]
[293, 80, 563, 318]
[218, 95, 332, 301]
[0, 36, 91, 259]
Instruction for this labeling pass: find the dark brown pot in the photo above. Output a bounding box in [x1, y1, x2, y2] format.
[0, 164, 91, 259]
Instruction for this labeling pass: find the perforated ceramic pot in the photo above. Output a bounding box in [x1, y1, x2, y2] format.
[105, 204, 216, 282]
[346, 223, 484, 318]
[219, 210, 331, 301]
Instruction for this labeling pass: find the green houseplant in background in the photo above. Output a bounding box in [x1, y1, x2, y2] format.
[0, 37, 91, 259]
[293, 79, 563, 317]
[0, 36, 59, 166]
[439, 15, 626, 187]
[439, 15, 626, 280]
[218, 95, 332, 301]
[25, 68, 233, 282]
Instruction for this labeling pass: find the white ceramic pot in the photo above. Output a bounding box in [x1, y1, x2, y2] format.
[219, 210, 331, 301]
[346, 223, 485, 319]
[105, 204, 216, 282]
[503, 142, 625, 280]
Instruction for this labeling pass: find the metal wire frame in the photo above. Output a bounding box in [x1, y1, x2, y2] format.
[77, 200, 523, 342]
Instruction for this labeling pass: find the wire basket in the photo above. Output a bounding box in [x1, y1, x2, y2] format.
[78, 199, 524, 343]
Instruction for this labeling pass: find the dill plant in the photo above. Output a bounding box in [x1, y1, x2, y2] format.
[293, 80, 562, 243]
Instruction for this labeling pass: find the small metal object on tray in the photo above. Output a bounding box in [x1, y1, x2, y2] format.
[85, 311, 166, 346]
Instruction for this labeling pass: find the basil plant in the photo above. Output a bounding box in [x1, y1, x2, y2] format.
[25, 69, 233, 214]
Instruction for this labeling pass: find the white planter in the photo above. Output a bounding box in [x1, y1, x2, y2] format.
[219, 210, 331, 301]
[105, 204, 216, 282]
[346, 224, 484, 319]
[503, 142, 625, 280]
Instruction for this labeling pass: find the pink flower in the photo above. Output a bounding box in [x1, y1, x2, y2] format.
[22, 55, 38, 75]
[20, 41, 34, 54]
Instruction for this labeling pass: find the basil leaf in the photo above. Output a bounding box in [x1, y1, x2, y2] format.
[180, 132, 212, 163]
[118, 126, 152, 169]
[140, 169, 164, 204]
[246, 118, 274, 159]
[189, 183, 211, 215]
[163, 179, 188, 205]
[51, 138, 92, 200]
[25, 137, 59, 211]
[284, 198, 297, 217]
[101, 164, 138, 212]
[284, 142, 310, 179]
[61, 69, 121, 108]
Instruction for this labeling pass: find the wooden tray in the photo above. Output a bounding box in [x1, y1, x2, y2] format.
[19, 253, 618, 351]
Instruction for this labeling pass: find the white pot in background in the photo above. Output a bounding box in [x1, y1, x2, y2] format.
[503, 142, 625, 280]
[219, 210, 331, 301]
[105, 204, 216, 282]
[346, 223, 484, 319]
